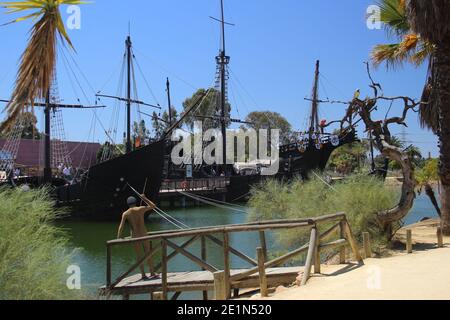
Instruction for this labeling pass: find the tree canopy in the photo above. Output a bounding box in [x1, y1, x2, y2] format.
[243, 111, 293, 144]
[182, 88, 231, 131]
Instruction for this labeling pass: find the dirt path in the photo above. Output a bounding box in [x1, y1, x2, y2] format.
[252, 220, 450, 300]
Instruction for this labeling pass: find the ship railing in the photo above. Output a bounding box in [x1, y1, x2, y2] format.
[160, 177, 229, 193]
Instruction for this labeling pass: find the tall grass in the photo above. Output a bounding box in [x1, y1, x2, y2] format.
[0, 187, 87, 300]
[248, 175, 400, 253]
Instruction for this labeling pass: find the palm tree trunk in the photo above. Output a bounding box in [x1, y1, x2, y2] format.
[435, 39, 450, 235]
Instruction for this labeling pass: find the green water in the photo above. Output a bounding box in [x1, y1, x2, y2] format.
[61, 206, 264, 299]
[60, 192, 439, 299]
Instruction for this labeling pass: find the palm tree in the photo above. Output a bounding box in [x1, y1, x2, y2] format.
[371, 0, 438, 131]
[0, 0, 85, 132]
[406, 0, 450, 234]
[371, 0, 435, 69]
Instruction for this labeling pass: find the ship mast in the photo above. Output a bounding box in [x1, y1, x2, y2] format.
[166, 78, 173, 126]
[309, 60, 320, 138]
[95, 35, 161, 153]
[0, 94, 106, 184]
[126, 36, 132, 154]
[44, 90, 51, 183]
[217, 0, 230, 175]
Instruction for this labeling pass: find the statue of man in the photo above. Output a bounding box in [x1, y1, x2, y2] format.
[117, 195, 156, 280]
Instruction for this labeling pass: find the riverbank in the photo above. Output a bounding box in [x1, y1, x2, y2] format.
[250, 220, 450, 300]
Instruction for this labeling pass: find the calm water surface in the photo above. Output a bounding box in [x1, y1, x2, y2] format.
[60, 192, 439, 298]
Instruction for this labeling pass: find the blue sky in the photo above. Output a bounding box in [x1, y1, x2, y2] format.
[0, 0, 438, 156]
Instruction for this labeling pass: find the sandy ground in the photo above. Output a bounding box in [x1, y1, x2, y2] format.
[251, 220, 450, 300]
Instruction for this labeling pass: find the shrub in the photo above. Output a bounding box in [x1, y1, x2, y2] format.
[0, 187, 87, 300]
[248, 174, 400, 253]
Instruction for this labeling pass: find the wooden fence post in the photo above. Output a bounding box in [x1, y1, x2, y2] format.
[214, 271, 227, 300]
[153, 292, 164, 300]
[301, 226, 318, 286]
[314, 228, 321, 274]
[339, 220, 346, 264]
[257, 247, 268, 297]
[362, 232, 372, 259]
[201, 236, 208, 300]
[161, 239, 168, 300]
[406, 229, 413, 254]
[437, 227, 444, 248]
[223, 232, 231, 299]
[259, 231, 268, 261]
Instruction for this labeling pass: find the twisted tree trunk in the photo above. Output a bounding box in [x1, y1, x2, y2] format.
[376, 138, 416, 230]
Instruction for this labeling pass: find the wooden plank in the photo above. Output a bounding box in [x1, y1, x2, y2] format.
[343, 219, 363, 263]
[230, 242, 310, 282]
[108, 222, 313, 246]
[166, 239, 218, 273]
[257, 247, 268, 297]
[214, 271, 227, 300]
[223, 232, 231, 299]
[114, 212, 346, 240]
[207, 235, 258, 266]
[154, 236, 199, 271]
[201, 236, 208, 301]
[320, 239, 347, 251]
[301, 227, 317, 286]
[319, 223, 340, 242]
[102, 267, 301, 296]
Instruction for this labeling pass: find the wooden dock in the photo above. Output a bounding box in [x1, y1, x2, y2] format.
[100, 212, 363, 300]
[100, 268, 300, 298]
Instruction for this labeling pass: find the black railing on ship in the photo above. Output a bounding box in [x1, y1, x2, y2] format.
[160, 177, 229, 193]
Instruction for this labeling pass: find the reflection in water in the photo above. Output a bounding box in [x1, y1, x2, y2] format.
[60, 192, 439, 299]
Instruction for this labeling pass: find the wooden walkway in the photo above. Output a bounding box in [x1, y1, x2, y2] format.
[100, 213, 363, 300]
[100, 267, 300, 297]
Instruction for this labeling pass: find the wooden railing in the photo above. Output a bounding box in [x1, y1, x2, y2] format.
[104, 212, 363, 300]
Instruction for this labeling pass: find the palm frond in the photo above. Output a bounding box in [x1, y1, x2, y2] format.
[377, 0, 410, 37]
[0, 0, 87, 132]
[371, 33, 433, 69]
[411, 40, 435, 66]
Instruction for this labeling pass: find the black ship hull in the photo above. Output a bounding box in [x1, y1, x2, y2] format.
[56, 140, 165, 219]
[226, 130, 357, 202]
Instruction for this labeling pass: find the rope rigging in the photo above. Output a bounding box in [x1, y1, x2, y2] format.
[178, 191, 248, 214]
